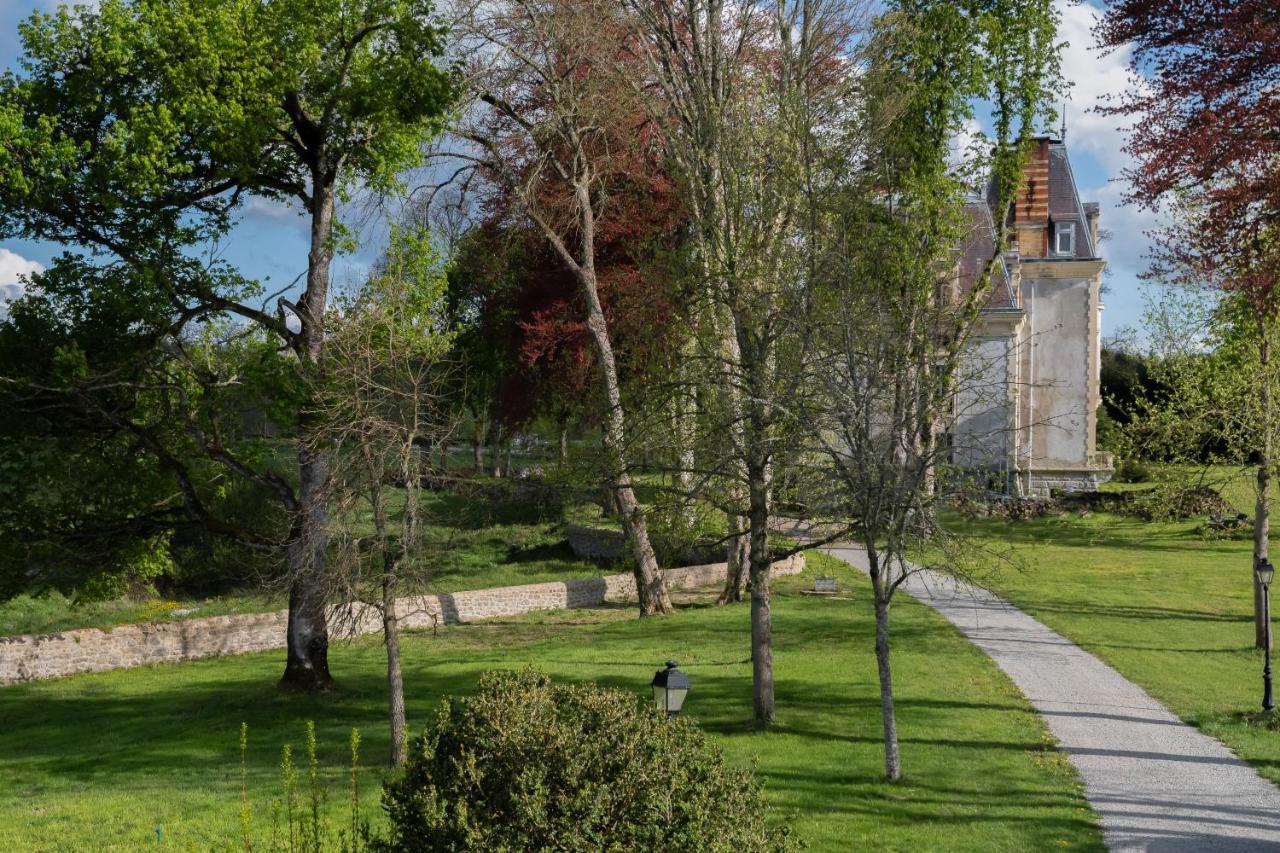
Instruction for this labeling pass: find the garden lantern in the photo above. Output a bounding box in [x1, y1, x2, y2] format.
[651, 661, 690, 717]
[1255, 559, 1274, 713]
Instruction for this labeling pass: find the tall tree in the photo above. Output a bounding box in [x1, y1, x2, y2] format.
[316, 227, 455, 766]
[451, 0, 675, 614]
[1097, 0, 1280, 647]
[0, 265, 291, 601]
[802, 0, 1061, 779]
[623, 0, 867, 727]
[1118, 287, 1280, 480]
[0, 0, 454, 688]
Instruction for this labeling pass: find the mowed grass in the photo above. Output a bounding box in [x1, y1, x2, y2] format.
[0, 488, 605, 637]
[958, 507, 1280, 786]
[0, 553, 1103, 853]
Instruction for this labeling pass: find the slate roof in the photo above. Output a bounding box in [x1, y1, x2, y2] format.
[960, 138, 1099, 312]
[1045, 142, 1097, 260]
[959, 199, 1018, 310]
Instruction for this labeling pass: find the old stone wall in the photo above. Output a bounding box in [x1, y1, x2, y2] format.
[0, 555, 804, 686]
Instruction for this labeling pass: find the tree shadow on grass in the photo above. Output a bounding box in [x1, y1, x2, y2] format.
[1015, 598, 1251, 624]
[0, 572, 1112, 853]
[956, 515, 1236, 554]
[504, 540, 577, 563]
[759, 766, 1094, 817]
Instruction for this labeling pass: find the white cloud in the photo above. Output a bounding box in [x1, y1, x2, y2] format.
[1082, 179, 1157, 275]
[949, 116, 985, 174]
[0, 247, 43, 320]
[244, 195, 303, 222]
[1056, 1, 1138, 176]
[1055, 0, 1163, 281]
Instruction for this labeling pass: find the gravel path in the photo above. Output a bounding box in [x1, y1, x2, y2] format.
[826, 545, 1280, 852]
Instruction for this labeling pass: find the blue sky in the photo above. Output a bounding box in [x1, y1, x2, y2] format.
[0, 0, 1154, 337]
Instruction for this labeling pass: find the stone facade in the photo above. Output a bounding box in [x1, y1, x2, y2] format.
[952, 136, 1114, 497]
[0, 554, 805, 685]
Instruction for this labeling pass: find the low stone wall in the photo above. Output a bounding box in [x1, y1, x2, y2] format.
[0, 555, 804, 686]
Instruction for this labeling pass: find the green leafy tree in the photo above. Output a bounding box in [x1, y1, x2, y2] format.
[800, 0, 1062, 780]
[1118, 286, 1280, 494]
[0, 259, 291, 601]
[0, 0, 454, 688]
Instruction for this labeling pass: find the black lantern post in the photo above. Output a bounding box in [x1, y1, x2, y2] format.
[1257, 559, 1275, 713]
[651, 661, 690, 717]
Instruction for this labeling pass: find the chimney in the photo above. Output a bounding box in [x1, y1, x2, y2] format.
[1014, 138, 1051, 256]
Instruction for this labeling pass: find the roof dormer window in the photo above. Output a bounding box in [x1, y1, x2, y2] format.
[1055, 222, 1076, 256]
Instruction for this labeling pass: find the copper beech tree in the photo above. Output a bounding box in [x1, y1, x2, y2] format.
[448, 0, 675, 614]
[1097, 0, 1280, 647]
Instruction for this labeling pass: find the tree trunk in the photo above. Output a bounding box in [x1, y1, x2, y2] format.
[488, 421, 503, 478]
[280, 453, 334, 691]
[558, 419, 569, 466]
[747, 454, 773, 727]
[280, 180, 336, 692]
[502, 437, 514, 478]
[1256, 330, 1272, 649]
[566, 181, 672, 616]
[873, 575, 902, 781]
[593, 383, 669, 615]
[671, 382, 698, 531]
[718, 514, 750, 605]
[472, 417, 484, 472]
[383, 564, 405, 767]
[366, 441, 408, 767]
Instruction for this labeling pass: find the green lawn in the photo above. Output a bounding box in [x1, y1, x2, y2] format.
[0, 553, 1103, 852]
[958, 508, 1280, 787]
[0, 488, 605, 638]
[1101, 462, 1270, 514]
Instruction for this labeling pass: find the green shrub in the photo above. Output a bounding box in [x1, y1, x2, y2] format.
[1126, 484, 1233, 522]
[1114, 458, 1153, 483]
[77, 534, 175, 603]
[374, 669, 798, 853]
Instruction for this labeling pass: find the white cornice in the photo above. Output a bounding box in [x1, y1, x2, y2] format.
[1018, 258, 1105, 279]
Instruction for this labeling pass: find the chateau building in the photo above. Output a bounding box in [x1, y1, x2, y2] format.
[951, 136, 1113, 495]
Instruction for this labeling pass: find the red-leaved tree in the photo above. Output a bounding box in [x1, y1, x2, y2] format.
[1098, 0, 1280, 647]
[452, 0, 686, 614]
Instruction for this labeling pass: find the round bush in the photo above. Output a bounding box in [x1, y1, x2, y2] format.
[374, 669, 798, 853]
[1114, 458, 1153, 484]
